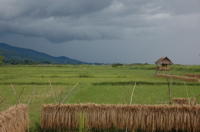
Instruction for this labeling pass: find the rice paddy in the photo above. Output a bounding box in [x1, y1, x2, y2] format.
[0, 64, 200, 131]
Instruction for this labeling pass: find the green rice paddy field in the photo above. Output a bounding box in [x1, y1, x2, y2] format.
[0, 64, 200, 130]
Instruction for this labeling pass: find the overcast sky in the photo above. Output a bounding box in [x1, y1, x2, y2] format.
[0, 0, 200, 64]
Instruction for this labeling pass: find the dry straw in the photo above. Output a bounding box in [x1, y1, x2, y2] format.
[172, 98, 197, 106]
[186, 74, 200, 78]
[41, 103, 200, 132]
[172, 98, 191, 105]
[0, 104, 29, 132]
[156, 74, 199, 82]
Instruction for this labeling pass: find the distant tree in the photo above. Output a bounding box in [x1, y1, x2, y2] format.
[41, 60, 51, 64]
[23, 59, 39, 65]
[2, 59, 39, 65]
[0, 52, 4, 65]
[111, 63, 124, 67]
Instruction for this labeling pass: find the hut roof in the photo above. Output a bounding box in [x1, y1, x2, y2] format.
[155, 56, 173, 65]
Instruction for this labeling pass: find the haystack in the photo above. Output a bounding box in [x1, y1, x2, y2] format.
[172, 98, 190, 105]
[172, 98, 197, 106]
[0, 104, 29, 132]
[41, 103, 200, 132]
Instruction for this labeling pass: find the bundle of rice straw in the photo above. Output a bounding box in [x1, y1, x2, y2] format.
[41, 103, 200, 132]
[172, 98, 191, 106]
[156, 74, 199, 82]
[185, 74, 200, 78]
[0, 104, 29, 132]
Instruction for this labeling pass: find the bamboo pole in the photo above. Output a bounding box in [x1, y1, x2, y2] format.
[169, 77, 172, 104]
[10, 83, 20, 104]
[58, 90, 63, 105]
[62, 83, 78, 103]
[184, 82, 189, 98]
[48, 80, 57, 104]
[130, 82, 136, 104]
[167, 77, 172, 104]
[0, 98, 6, 104]
[28, 87, 36, 105]
[16, 87, 25, 104]
[0, 96, 6, 110]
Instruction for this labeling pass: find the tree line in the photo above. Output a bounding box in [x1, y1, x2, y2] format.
[0, 52, 53, 65]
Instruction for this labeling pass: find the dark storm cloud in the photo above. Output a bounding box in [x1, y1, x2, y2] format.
[0, 0, 115, 42]
[0, 0, 200, 43]
[0, 0, 112, 19]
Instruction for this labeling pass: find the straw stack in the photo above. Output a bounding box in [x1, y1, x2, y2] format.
[185, 74, 200, 79]
[0, 104, 29, 132]
[41, 103, 200, 132]
[172, 98, 197, 106]
[156, 74, 199, 82]
[172, 98, 191, 106]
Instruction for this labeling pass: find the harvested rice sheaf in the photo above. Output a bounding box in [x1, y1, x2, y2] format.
[0, 104, 29, 132]
[156, 74, 199, 82]
[172, 98, 197, 106]
[41, 103, 200, 132]
[172, 98, 191, 105]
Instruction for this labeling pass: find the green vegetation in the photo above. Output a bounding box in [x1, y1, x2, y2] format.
[0, 52, 4, 65]
[3, 59, 40, 65]
[0, 64, 200, 131]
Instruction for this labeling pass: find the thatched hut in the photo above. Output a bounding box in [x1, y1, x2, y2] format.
[155, 56, 173, 71]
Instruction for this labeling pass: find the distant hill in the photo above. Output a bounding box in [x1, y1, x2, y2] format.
[0, 43, 88, 64]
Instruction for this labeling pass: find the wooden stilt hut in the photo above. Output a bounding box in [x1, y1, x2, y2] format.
[155, 56, 173, 71]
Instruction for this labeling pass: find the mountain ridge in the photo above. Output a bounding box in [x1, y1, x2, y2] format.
[0, 43, 89, 64]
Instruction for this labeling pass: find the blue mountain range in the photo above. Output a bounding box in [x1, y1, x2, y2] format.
[0, 43, 88, 64]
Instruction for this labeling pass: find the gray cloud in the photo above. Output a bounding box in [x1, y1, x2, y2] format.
[0, 0, 115, 42]
[1, 0, 199, 43]
[0, 0, 112, 19]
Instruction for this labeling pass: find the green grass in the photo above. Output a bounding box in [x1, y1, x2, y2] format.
[0, 64, 200, 131]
